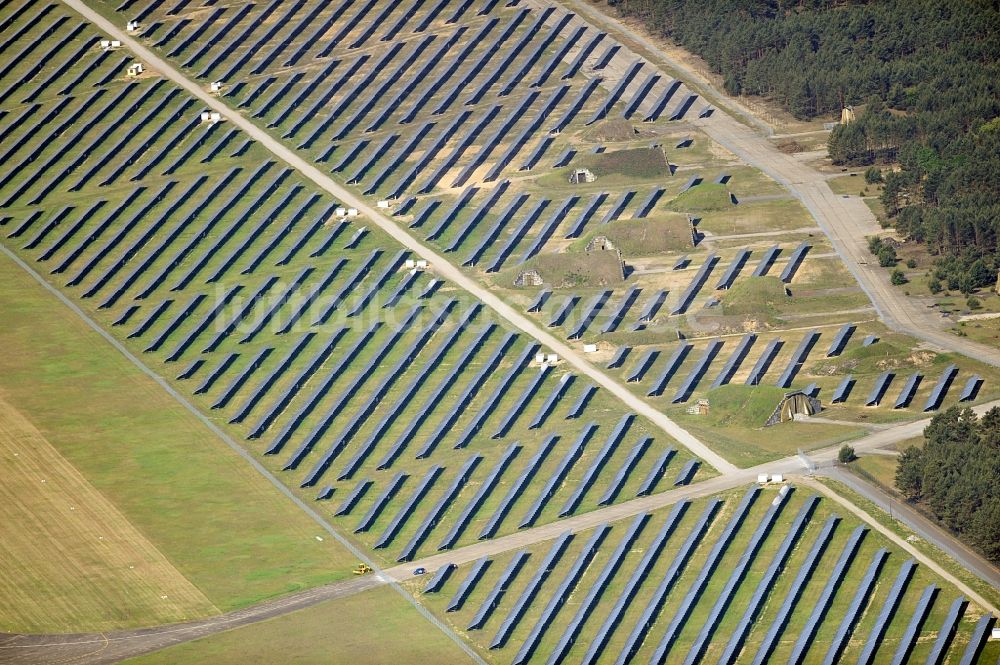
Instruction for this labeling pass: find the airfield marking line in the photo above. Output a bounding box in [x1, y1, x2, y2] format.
[61, 0, 736, 475]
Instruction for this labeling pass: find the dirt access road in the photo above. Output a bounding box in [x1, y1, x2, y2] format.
[559, 0, 1000, 369]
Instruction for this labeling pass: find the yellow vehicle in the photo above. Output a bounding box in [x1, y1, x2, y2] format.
[352, 563, 373, 575]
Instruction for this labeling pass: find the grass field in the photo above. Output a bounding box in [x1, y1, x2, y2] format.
[0, 253, 357, 627]
[669, 386, 868, 467]
[0, 394, 216, 633]
[851, 452, 899, 488]
[124, 586, 471, 665]
[826, 173, 874, 197]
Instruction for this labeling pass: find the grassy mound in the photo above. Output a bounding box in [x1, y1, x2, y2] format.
[579, 146, 670, 179]
[719, 276, 786, 325]
[809, 337, 940, 376]
[667, 183, 732, 212]
[702, 384, 789, 428]
[502, 250, 625, 289]
[581, 118, 638, 142]
[576, 214, 693, 255]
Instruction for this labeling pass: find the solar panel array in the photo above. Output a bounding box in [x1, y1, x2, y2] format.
[424, 488, 994, 665]
[4, 5, 996, 663]
[0, 0, 715, 570]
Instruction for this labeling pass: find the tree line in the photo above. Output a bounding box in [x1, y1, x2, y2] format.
[895, 407, 1000, 564]
[609, 0, 999, 290]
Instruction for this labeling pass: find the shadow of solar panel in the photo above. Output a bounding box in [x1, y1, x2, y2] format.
[560, 415, 633, 516]
[551, 77, 602, 134]
[826, 323, 856, 356]
[112, 304, 141, 328]
[865, 371, 896, 406]
[438, 443, 520, 551]
[288, 305, 443, 474]
[783, 525, 868, 665]
[176, 357, 204, 380]
[354, 472, 408, 533]
[775, 330, 819, 388]
[422, 562, 456, 593]
[511, 525, 611, 663]
[165, 283, 244, 361]
[144, 293, 205, 353]
[201, 277, 278, 353]
[614, 498, 721, 665]
[529, 374, 575, 430]
[958, 374, 982, 402]
[634, 448, 675, 497]
[335, 478, 373, 517]
[621, 72, 660, 119]
[479, 434, 559, 539]
[211, 347, 273, 409]
[752, 245, 780, 276]
[492, 365, 553, 439]
[519, 424, 597, 528]
[710, 334, 755, 389]
[719, 496, 820, 664]
[958, 613, 997, 665]
[820, 549, 890, 665]
[566, 383, 597, 420]
[193, 352, 239, 395]
[647, 343, 692, 397]
[496, 11, 570, 98]
[489, 531, 575, 649]
[671, 254, 718, 315]
[715, 249, 750, 290]
[258, 324, 375, 450]
[398, 454, 482, 561]
[671, 340, 722, 402]
[670, 92, 699, 120]
[780, 241, 811, 283]
[679, 488, 795, 665]
[923, 364, 958, 411]
[644, 79, 682, 122]
[334, 312, 488, 481]
[893, 372, 922, 409]
[672, 458, 699, 486]
[468, 550, 531, 630]
[447, 557, 492, 613]
[831, 375, 854, 403]
[856, 559, 916, 665]
[393, 335, 520, 460]
[587, 60, 644, 124]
